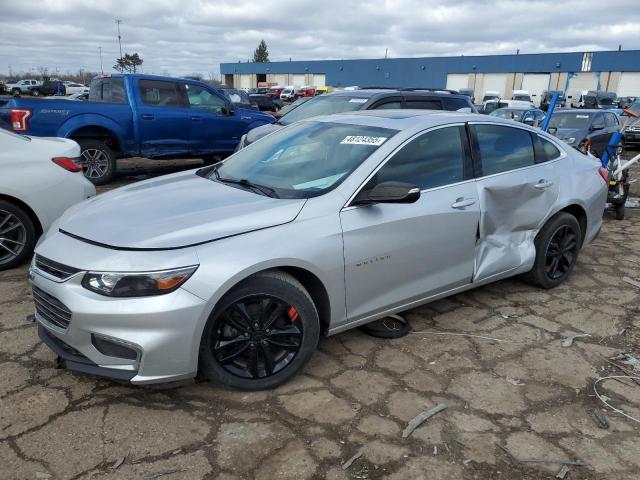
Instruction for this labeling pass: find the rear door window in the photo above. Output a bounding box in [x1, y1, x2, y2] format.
[442, 97, 472, 111]
[89, 78, 127, 104]
[139, 80, 182, 107]
[404, 99, 443, 110]
[472, 124, 535, 175]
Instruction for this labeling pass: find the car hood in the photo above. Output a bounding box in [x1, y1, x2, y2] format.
[245, 123, 283, 144]
[58, 170, 306, 250]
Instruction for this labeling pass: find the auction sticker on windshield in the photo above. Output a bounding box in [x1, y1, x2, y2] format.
[341, 136, 388, 146]
[348, 98, 368, 103]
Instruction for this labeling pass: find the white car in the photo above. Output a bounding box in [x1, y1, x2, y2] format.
[0, 129, 96, 270]
[512, 89, 533, 102]
[64, 82, 89, 95]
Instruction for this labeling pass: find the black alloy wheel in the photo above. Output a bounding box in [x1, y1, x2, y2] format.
[544, 225, 579, 281]
[199, 270, 319, 390]
[212, 295, 303, 379]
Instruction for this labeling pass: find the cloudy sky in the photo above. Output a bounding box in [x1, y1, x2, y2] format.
[1, 0, 639, 78]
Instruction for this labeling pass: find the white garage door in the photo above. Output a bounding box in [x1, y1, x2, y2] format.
[312, 74, 326, 87]
[617, 73, 640, 97]
[239, 74, 251, 89]
[446, 74, 469, 91]
[566, 72, 598, 104]
[482, 74, 509, 98]
[521, 74, 550, 106]
[292, 74, 306, 86]
[272, 74, 287, 86]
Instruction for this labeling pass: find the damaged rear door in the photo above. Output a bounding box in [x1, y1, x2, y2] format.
[469, 123, 560, 282]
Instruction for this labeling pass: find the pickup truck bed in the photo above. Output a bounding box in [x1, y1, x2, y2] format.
[0, 74, 275, 185]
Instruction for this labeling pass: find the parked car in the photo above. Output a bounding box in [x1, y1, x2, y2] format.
[0, 129, 95, 270]
[295, 86, 316, 98]
[481, 99, 533, 114]
[249, 94, 279, 113]
[238, 88, 477, 149]
[571, 90, 617, 109]
[267, 86, 284, 99]
[30, 80, 66, 97]
[481, 90, 501, 103]
[44, 92, 89, 101]
[622, 104, 640, 147]
[540, 90, 567, 111]
[64, 82, 89, 95]
[280, 87, 297, 102]
[314, 86, 333, 95]
[0, 82, 7, 96]
[489, 107, 545, 125]
[547, 109, 621, 157]
[30, 110, 606, 389]
[0, 74, 275, 185]
[616, 96, 637, 109]
[249, 87, 270, 95]
[511, 90, 533, 102]
[271, 96, 312, 119]
[5, 79, 41, 95]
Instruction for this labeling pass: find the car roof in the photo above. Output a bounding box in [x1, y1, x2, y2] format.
[309, 109, 515, 130]
[554, 109, 604, 114]
[325, 88, 470, 100]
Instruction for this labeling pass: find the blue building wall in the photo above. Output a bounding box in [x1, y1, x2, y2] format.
[220, 50, 640, 88]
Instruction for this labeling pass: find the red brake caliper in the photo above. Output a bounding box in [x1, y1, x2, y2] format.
[287, 306, 299, 322]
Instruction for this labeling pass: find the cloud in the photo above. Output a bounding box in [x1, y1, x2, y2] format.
[1, 0, 639, 78]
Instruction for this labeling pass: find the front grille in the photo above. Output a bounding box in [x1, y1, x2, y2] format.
[32, 285, 72, 329]
[35, 255, 81, 281]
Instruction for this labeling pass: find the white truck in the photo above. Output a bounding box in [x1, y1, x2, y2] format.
[5, 79, 41, 95]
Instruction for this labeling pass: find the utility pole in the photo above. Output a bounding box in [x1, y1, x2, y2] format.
[115, 19, 123, 59]
[99, 46, 103, 73]
[385, 48, 388, 59]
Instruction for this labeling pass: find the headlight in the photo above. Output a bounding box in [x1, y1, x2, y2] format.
[82, 266, 198, 297]
[564, 137, 576, 144]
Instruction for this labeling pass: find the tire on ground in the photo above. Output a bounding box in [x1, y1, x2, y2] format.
[0, 200, 36, 271]
[522, 212, 582, 289]
[76, 138, 117, 186]
[199, 270, 320, 390]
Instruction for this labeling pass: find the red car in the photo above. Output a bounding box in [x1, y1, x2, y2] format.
[267, 86, 284, 99]
[295, 87, 316, 98]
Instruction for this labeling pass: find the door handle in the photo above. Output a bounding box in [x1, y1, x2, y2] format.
[534, 179, 554, 189]
[191, 116, 202, 122]
[141, 113, 154, 120]
[451, 197, 476, 209]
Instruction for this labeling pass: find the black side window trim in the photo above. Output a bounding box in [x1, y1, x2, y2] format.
[368, 96, 402, 110]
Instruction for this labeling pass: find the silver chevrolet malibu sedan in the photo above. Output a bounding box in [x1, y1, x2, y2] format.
[31, 111, 607, 390]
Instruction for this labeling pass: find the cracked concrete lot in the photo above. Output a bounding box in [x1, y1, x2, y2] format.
[1, 159, 639, 480]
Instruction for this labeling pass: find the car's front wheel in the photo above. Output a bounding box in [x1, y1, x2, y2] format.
[523, 212, 582, 289]
[199, 270, 320, 390]
[0, 200, 36, 271]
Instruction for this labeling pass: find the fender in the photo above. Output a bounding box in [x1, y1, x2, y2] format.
[246, 118, 275, 133]
[56, 113, 134, 155]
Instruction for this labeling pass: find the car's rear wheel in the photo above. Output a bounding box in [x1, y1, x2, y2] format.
[30, 89, 40, 97]
[77, 139, 116, 185]
[523, 212, 582, 289]
[199, 270, 319, 390]
[0, 200, 36, 271]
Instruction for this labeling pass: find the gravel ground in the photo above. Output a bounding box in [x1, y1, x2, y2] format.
[1, 157, 639, 480]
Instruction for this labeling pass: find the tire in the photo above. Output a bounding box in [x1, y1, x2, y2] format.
[11, 88, 21, 96]
[615, 202, 625, 220]
[0, 200, 36, 271]
[523, 212, 582, 289]
[77, 139, 116, 185]
[30, 89, 40, 97]
[199, 270, 320, 390]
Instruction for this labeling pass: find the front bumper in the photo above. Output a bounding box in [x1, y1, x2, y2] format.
[31, 267, 211, 384]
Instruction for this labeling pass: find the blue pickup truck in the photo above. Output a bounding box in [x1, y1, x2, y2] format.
[0, 74, 275, 184]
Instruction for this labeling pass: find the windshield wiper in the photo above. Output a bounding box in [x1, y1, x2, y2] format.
[212, 167, 279, 198]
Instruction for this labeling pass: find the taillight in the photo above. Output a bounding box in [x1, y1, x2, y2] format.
[52, 157, 82, 172]
[598, 167, 609, 184]
[10, 109, 31, 131]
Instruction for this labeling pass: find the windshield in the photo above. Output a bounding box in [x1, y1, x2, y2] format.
[548, 113, 592, 129]
[490, 108, 525, 120]
[482, 95, 499, 102]
[278, 95, 369, 126]
[213, 121, 397, 198]
[512, 95, 531, 101]
[224, 89, 251, 105]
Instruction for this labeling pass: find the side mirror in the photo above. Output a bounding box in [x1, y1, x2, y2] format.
[523, 118, 535, 126]
[223, 103, 235, 115]
[355, 181, 421, 205]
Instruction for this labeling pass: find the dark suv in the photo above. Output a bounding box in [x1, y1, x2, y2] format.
[30, 80, 66, 97]
[237, 88, 476, 149]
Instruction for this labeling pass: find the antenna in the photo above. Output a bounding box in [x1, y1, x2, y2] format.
[115, 19, 123, 59]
